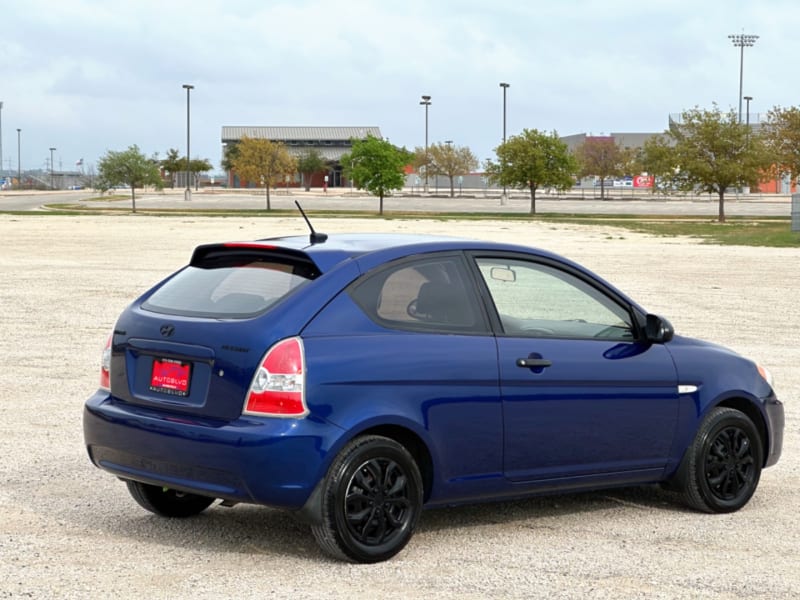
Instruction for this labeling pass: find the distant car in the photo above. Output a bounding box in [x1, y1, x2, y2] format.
[67, 185, 84, 190]
[83, 226, 784, 563]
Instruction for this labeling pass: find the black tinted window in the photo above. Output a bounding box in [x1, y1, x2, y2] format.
[350, 255, 486, 333]
[143, 257, 316, 318]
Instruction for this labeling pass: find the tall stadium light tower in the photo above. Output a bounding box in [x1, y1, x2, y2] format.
[728, 33, 758, 124]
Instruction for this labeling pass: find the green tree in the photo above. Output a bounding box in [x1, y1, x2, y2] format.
[161, 148, 183, 188]
[414, 143, 478, 198]
[232, 136, 297, 210]
[97, 145, 163, 213]
[296, 149, 328, 191]
[763, 105, 800, 185]
[574, 136, 628, 200]
[162, 150, 212, 189]
[411, 146, 434, 193]
[341, 135, 410, 215]
[189, 157, 213, 189]
[667, 105, 771, 222]
[636, 135, 678, 193]
[485, 129, 577, 214]
[221, 143, 240, 173]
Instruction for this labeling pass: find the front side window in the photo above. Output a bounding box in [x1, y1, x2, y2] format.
[476, 258, 634, 339]
[350, 255, 485, 333]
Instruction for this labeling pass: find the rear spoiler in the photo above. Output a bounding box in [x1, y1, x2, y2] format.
[189, 243, 319, 275]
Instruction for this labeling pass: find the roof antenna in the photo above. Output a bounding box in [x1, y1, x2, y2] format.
[295, 201, 328, 244]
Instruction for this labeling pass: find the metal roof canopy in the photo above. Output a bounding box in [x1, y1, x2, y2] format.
[221, 126, 382, 143]
[221, 126, 383, 162]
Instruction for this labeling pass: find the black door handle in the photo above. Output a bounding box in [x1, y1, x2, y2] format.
[516, 358, 552, 368]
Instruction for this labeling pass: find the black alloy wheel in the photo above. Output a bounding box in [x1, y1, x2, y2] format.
[704, 424, 757, 502]
[312, 435, 423, 563]
[679, 407, 763, 513]
[344, 456, 412, 546]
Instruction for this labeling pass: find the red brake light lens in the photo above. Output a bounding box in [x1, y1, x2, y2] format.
[100, 334, 112, 390]
[244, 337, 307, 417]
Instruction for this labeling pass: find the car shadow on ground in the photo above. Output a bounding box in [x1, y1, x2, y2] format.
[90, 484, 689, 562]
[416, 484, 687, 533]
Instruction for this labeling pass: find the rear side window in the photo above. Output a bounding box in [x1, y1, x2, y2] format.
[349, 255, 487, 333]
[143, 254, 318, 318]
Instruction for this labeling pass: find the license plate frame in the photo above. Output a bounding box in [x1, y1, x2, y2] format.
[149, 358, 191, 397]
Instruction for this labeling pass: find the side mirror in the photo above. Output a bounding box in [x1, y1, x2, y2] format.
[645, 314, 674, 343]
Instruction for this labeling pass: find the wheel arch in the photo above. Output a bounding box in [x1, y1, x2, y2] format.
[295, 423, 435, 526]
[714, 396, 769, 467]
[666, 395, 770, 490]
[357, 424, 434, 503]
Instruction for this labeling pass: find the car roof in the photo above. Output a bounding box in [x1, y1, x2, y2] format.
[264, 232, 468, 250]
[247, 232, 562, 272]
[191, 232, 643, 314]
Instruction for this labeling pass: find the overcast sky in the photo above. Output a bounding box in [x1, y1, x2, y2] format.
[2, 0, 798, 174]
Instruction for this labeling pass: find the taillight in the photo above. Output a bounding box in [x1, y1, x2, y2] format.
[100, 335, 112, 390]
[244, 337, 308, 417]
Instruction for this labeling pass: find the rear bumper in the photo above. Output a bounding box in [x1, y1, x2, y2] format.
[83, 390, 341, 509]
[764, 394, 784, 468]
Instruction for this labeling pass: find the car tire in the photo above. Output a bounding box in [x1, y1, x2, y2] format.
[678, 407, 763, 514]
[126, 480, 215, 518]
[311, 435, 423, 563]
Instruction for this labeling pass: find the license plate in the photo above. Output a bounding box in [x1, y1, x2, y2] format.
[150, 358, 191, 396]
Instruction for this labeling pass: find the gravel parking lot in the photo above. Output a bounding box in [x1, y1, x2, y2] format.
[0, 214, 797, 599]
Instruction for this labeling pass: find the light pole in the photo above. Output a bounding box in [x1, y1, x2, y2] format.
[728, 33, 758, 124]
[420, 95, 431, 194]
[744, 95, 753, 128]
[49, 147, 56, 189]
[499, 82, 510, 204]
[0, 101, 4, 175]
[744, 96, 753, 162]
[182, 84, 194, 201]
[16, 128, 21, 187]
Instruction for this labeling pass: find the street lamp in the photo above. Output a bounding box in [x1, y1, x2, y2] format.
[0, 101, 4, 175]
[182, 84, 194, 201]
[420, 94, 431, 194]
[16, 128, 21, 187]
[744, 95, 753, 127]
[728, 33, 758, 124]
[49, 147, 56, 189]
[499, 82, 510, 203]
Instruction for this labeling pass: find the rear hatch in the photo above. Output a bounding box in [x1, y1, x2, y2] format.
[107, 244, 322, 421]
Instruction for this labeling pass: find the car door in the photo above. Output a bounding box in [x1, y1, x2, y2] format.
[306, 252, 503, 502]
[472, 254, 679, 484]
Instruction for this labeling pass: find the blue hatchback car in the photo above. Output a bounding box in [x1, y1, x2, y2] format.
[84, 229, 784, 562]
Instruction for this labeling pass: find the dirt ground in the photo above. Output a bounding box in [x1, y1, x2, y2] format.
[0, 214, 797, 599]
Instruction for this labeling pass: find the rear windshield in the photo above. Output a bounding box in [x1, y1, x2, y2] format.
[142, 255, 318, 318]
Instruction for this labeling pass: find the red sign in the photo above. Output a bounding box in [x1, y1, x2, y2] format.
[150, 358, 191, 396]
[633, 175, 654, 188]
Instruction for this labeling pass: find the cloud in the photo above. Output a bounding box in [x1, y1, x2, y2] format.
[2, 0, 799, 172]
